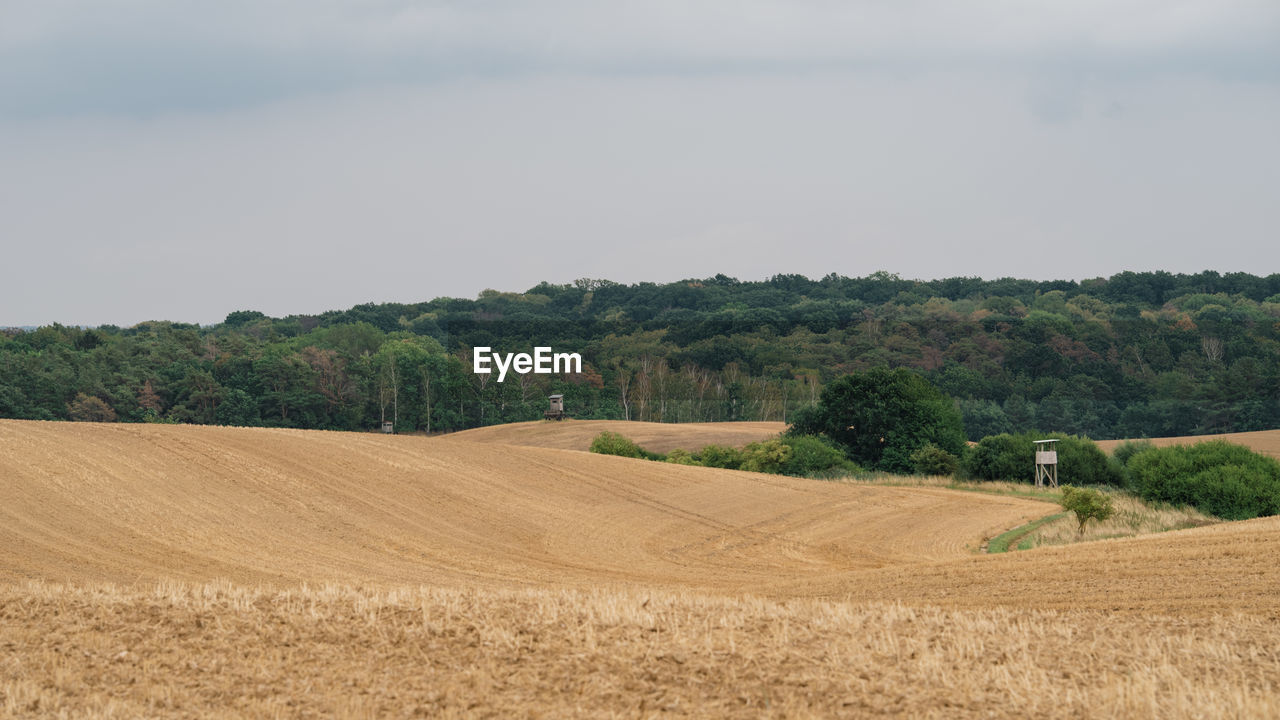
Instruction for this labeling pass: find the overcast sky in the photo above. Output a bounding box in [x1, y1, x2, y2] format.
[3, 1, 1278, 326]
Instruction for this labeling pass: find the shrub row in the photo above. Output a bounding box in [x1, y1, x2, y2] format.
[965, 433, 1280, 520]
[961, 432, 1123, 486]
[593, 427, 1280, 522]
[1122, 440, 1280, 520]
[589, 432, 859, 478]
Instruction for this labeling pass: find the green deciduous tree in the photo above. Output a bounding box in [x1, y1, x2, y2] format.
[214, 388, 261, 426]
[67, 393, 117, 422]
[789, 367, 965, 473]
[1060, 486, 1115, 534]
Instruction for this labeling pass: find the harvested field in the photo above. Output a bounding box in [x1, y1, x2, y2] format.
[4, 418, 1280, 718]
[826, 514, 1280, 614]
[1096, 428, 1280, 459]
[4, 582, 1278, 719]
[450, 418, 786, 453]
[0, 420, 1039, 591]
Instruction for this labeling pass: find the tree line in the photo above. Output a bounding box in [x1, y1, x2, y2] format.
[2, 269, 1279, 438]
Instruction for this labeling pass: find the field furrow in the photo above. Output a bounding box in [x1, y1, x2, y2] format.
[5, 419, 1280, 718]
[0, 420, 1044, 593]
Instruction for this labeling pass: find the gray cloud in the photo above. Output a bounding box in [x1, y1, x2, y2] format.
[2, 1, 1277, 117]
[1, 2, 1278, 326]
[4, 70, 1277, 325]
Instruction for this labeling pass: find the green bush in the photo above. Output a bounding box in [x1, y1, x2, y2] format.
[698, 444, 744, 470]
[665, 448, 701, 466]
[788, 367, 966, 473]
[1126, 441, 1280, 520]
[739, 439, 792, 474]
[961, 433, 1027, 481]
[1060, 485, 1115, 533]
[588, 431, 665, 461]
[589, 431, 644, 458]
[1111, 439, 1154, 467]
[777, 435, 855, 477]
[910, 443, 960, 476]
[588, 430, 860, 479]
[962, 432, 1122, 486]
[1109, 439, 1154, 486]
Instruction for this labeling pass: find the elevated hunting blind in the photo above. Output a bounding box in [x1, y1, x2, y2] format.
[545, 394, 565, 421]
[1034, 439, 1058, 488]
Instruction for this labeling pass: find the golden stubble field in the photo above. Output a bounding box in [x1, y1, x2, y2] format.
[2, 419, 1279, 718]
[449, 418, 788, 453]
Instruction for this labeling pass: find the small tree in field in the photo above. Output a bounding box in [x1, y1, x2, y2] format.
[1060, 486, 1114, 534]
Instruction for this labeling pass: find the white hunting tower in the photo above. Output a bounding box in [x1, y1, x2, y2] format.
[1034, 439, 1059, 488]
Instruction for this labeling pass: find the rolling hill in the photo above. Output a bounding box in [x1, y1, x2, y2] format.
[5, 418, 1279, 611]
[5, 418, 1280, 718]
[0, 419, 1035, 592]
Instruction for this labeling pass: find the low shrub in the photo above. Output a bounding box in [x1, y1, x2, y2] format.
[665, 448, 701, 466]
[698, 444, 744, 470]
[589, 431, 859, 479]
[588, 431, 666, 461]
[961, 434, 1026, 481]
[740, 439, 792, 474]
[1111, 439, 1154, 467]
[910, 444, 960, 476]
[778, 435, 855, 477]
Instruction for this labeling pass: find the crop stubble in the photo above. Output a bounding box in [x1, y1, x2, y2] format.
[2, 419, 1278, 718]
[0, 420, 1041, 591]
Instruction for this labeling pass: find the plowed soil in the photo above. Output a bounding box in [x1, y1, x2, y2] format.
[4, 418, 1279, 718]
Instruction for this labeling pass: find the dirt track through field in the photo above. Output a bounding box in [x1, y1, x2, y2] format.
[0, 420, 1040, 593]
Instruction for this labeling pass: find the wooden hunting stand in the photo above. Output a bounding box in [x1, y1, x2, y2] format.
[545, 394, 565, 421]
[1034, 439, 1059, 488]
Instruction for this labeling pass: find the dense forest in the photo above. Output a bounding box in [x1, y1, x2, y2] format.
[3, 270, 1279, 440]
